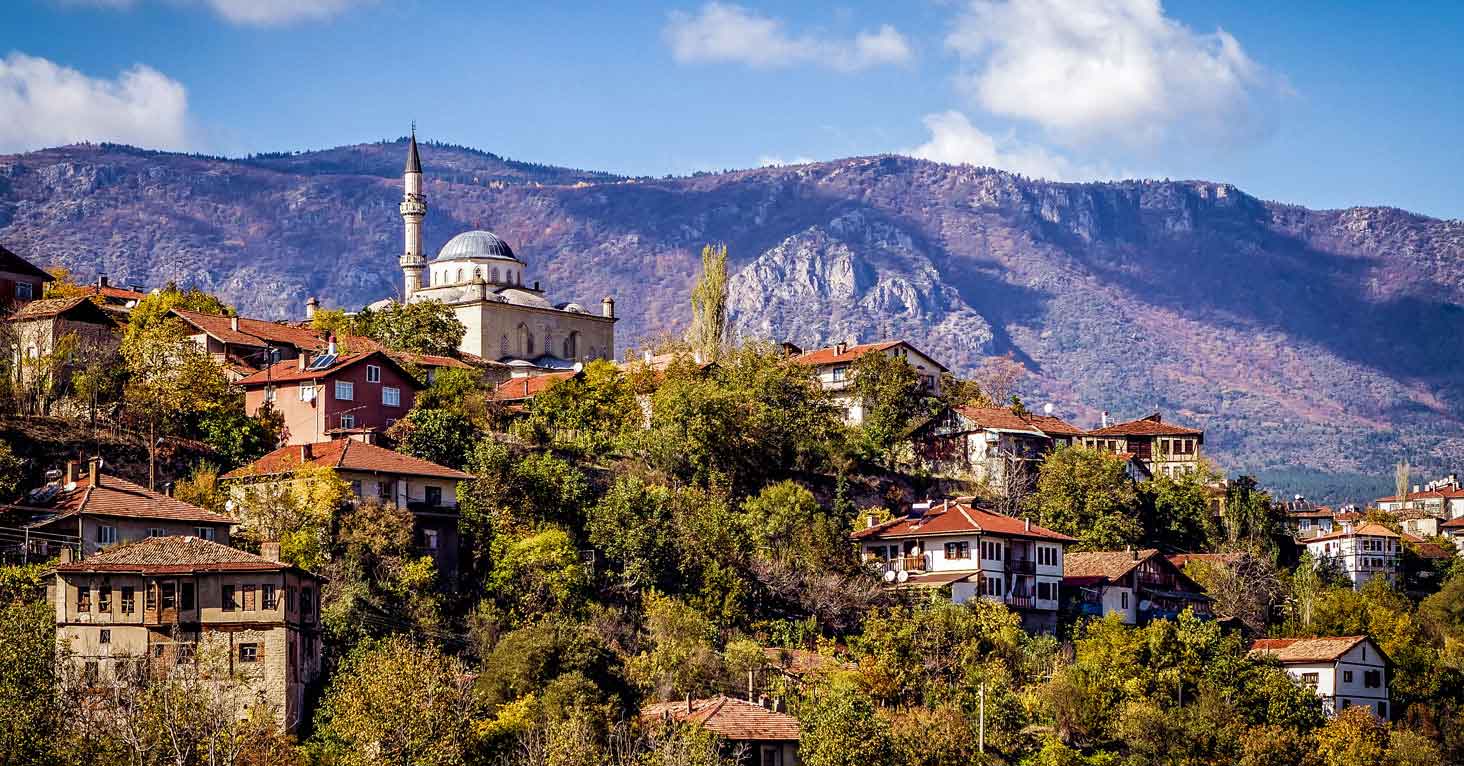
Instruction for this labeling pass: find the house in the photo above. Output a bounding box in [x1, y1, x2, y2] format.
[909, 405, 1083, 487]
[1061, 548, 1211, 624]
[491, 369, 580, 408]
[169, 307, 339, 376]
[237, 347, 422, 445]
[851, 499, 1073, 633]
[80, 275, 147, 316]
[50, 536, 323, 731]
[1376, 475, 1464, 519]
[0, 242, 53, 308]
[1278, 497, 1338, 539]
[1301, 523, 1400, 589]
[222, 440, 471, 580]
[1250, 636, 1390, 719]
[6, 296, 120, 390]
[4, 459, 234, 558]
[1081, 413, 1203, 478]
[791, 340, 947, 424]
[1442, 516, 1464, 554]
[641, 695, 799, 766]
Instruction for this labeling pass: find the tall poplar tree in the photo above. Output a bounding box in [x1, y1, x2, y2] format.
[687, 243, 729, 363]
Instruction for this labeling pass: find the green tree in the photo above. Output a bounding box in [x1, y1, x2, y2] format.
[740, 480, 850, 572]
[121, 282, 233, 352]
[0, 440, 23, 500]
[0, 600, 63, 766]
[628, 591, 724, 700]
[585, 477, 676, 592]
[1029, 445, 1141, 550]
[524, 360, 640, 453]
[488, 527, 590, 624]
[687, 243, 729, 363]
[1313, 707, 1388, 766]
[313, 636, 480, 766]
[849, 349, 927, 462]
[799, 679, 894, 766]
[348, 300, 465, 355]
[230, 464, 349, 570]
[1141, 465, 1223, 551]
[397, 407, 478, 469]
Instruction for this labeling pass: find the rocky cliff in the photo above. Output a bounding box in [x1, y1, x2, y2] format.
[3, 140, 1462, 497]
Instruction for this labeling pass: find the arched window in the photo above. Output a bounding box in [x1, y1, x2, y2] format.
[455, 268, 463, 283]
[563, 332, 579, 360]
[490, 267, 499, 283]
[517, 323, 534, 356]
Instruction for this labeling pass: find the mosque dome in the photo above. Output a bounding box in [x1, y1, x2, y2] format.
[435, 230, 520, 263]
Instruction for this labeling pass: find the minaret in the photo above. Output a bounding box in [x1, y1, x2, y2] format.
[399, 129, 427, 300]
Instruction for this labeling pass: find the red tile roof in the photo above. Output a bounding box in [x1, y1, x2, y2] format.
[851, 500, 1075, 542]
[1375, 488, 1464, 503]
[53, 536, 301, 575]
[641, 696, 800, 741]
[1400, 533, 1454, 559]
[235, 350, 416, 386]
[90, 284, 146, 302]
[1442, 516, 1464, 530]
[1250, 636, 1374, 664]
[793, 340, 948, 371]
[9, 295, 114, 323]
[955, 406, 1082, 437]
[170, 308, 330, 351]
[1087, 413, 1202, 437]
[223, 440, 471, 480]
[17, 473, 233, 526]
[492, 371, 578, 402]
[1165, 552, 1242, 569]
[391, 352, 475, 370]
[1063, 549, 1159, 581]
[1303, 523, 1400, 543]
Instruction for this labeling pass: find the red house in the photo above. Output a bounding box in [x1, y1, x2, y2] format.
[0, 243, 53, 309]
[237, 348, 422, 446]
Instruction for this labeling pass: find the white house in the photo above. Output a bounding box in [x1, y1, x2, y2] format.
[1301, 523, 1400, 590]
[1251, 636, 1390, 719]
[851, 499, 1073, 633]
[1375, 476, 1464, 519]
[791, 340, 947, 424]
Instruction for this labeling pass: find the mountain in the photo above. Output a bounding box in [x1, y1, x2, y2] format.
[3, 139, 1463, 500]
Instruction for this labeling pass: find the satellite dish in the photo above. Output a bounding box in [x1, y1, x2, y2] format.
[896, 570, 910, 583]
[1139, 600, 1152, 612]
[225, 499, 236, 513]
[1043, 403, 1054, 415]
[882, 570, 897, 583]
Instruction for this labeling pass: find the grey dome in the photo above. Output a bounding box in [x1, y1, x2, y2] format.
[435, 230, 520, 263]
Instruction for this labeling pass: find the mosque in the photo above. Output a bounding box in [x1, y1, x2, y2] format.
[388, 132, 616, 372]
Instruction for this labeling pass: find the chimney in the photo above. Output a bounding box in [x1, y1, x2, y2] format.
[865, 513, 877, 529]
[230, 316, 240, 332]
[533, 280, 540, 291]
[1130, 546, 1138, 561]
[835, 341, 848, 355]
[59, 547, 73, 564]
[65, 460, 78, 485]
[601, 296, 615, 319]
[96, 275, 109, 289]
[299, 444, 312, 461]
[327, 335, 337, 355]
[163, 482, 174, 498]
[298, 354, 308, 371]
[1024, 518, 1031, 531]
[260, 541, 281, 562]
[87, 456, 100, 487]
[305, 296, 319, 319]
[1101, 411, 1110, 428]
[643, 349, 653, 363]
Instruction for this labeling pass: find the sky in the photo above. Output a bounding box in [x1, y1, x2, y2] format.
[3, 0, 1462, 219]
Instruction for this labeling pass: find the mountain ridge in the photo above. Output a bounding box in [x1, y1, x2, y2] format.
[3, 139, 1462, 500]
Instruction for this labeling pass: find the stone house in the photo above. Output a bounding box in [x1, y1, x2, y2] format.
[50, 536, 324, 731]
[6, 296, 119, 392]
[791, 340, 947, 424]
[223, 439, 471, 580]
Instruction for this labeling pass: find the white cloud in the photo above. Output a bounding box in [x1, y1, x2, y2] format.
[55, 0, 368, 25]
[665, 2, 912, 72]
[945, 0, 1277, 146]
[905, 111, 1111, 181]
[0, 53, 190, 153]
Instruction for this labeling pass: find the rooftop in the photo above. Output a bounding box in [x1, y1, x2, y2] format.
[235, 350, 417, 387]
[1304, 523, 1401, 543]
[793, 340, 948, 371]
[53, 536, 302, 575]
[0, 243, 54, 282]
[1087, 413, 1203, 438]
[956, 405, 1083, 437]
[640, 695, 800, 742]
[8, 295, 115, 323]
[223, 440, 471, 481]
[1249, 636, 1377, 664]
[851, 500, 1075, 543]
[1063, 549, 1160, 582]
[11, 472, 234, 527]
[492, 371, 578, 402]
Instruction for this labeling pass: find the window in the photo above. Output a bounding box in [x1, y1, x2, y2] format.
[984, 577, 1003, 597]
[83, 661, 98, 684]
[340, 414, 356, 429]
[238, 643, 258, 663]
[501, 335, 510, 356]
[1301, 672, 1319, 688]
[180, 582, 194, 611]
[99, 586, 112, 613]
[944, 541, 970, 560]
[97, 525, 117, 545]
[760, 745, 782, 766]
[16, 282, 33, 299]
[194, 527, 216, 541]
[383, 386, 400, 407]
[378, 481, 390, 498]
[262, 584, 278, 610]
[386, 418, 397, 428]
[425, 486, 442, 507]
[99, 629, 111, 644]
[491, 267, 500, 282]
[335, 381, 354, 400]
[981, 540, 1003, 561]
[1037, 581, 1053, 600]
[77, 584, 91, 612]
[301, 588, 314, 620]
[1121, 591, 1130, 610]
[1378, 701, 1387, 719]
[350, 480, 362, 497]
[1037, 546, 1059, 567]
[367, 364, 381, 383]
[146, 584, 157, 611]
[831, 365, 849, 382]
[1343, 670, 1353, 683]
[160, 583, 176, 610]
[147, 528, 166, 538]
[423, 529, 440, 551]
[222, 585, 237, 612]
[121, 587, 134, 614]
[1364, 670, 1381, 689]
[264, 385, 276, 402]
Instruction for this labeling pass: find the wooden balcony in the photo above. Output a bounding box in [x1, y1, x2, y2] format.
[1006, 559, 1036, 575]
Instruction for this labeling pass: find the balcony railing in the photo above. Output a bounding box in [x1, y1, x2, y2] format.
[1006, 594, 1036, 610]
[1006, 559, 1036, 575]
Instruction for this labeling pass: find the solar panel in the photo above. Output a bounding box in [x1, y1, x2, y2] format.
[307, 352, 337, 370]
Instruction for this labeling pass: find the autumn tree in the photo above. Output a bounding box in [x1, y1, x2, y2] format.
[686, 243, 729, 363]
[230, 464, 349, 570]
[849, 349, 928, 463]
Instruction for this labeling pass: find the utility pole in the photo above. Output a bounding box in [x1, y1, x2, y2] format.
[978, 680, 986, 754]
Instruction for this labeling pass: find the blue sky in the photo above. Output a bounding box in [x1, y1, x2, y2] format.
[3, 0, 1462, 218]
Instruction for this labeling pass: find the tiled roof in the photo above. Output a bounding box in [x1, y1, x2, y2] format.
[90, 284, 146, 302]
[492, 371, 578, 402]
[17, 473, 234, 526]
[390, 352, 475, 370]
[0, 243, 54, 281]
[1063, 549, 1159, 582]
[793, 340, 947, 371]
[851, 500, 1075, 542]
[223, 440, 471, 480]
[8, 295, 114, 323]
[1375, 488, 1464, 503]
[1441, 516, 1464, 530]
[1304, 523, 1400, 543]
[955, 406, 1082, 437]
[641, 696, 800, 741]
[1165, 552, 1241, 569]
[170, 308, 329, 351]
[235, 350, 414, 386]
[1087, 413, 1202, 437]
[1250, 636, 1372, 664]
[54, 536, 292, 574]
[1400, 533, 1454, 559]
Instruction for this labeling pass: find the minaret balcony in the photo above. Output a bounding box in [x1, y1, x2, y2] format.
[400, 199, 427, 217]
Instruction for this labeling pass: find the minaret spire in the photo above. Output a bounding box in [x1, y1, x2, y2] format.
[399, 128, 427, 300]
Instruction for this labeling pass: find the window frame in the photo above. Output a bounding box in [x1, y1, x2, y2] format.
[238, 643, 259, 663]
[334, 380, 354, 401]
[383, 386, 400, 407]
[366, 364, 381, 383]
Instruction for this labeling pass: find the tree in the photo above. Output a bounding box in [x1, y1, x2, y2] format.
[313, 636, 480, 766]
[740, 480, 849, 572]
[396, 407, 478, 469]
[849, 349, 926, 462]
[628, 592, 724, 700]
[524, 360, 639, 453]
[488, 527, 590, 625]
[0, 600, 63, 765]
[1141, 466, 1223, 552]
[686, 244, 729, 363]
[969, 354, 1026, 405]
[414, 367, 497, 428]
[122, 282, 233, 353]
[585, 477, 676, 592]
[348, 300, 466, 355]
[0, 440, 22, 501]
[1029, 446, 1141, 550]
[798, 679, 894, 766]
[230, 464, 349, 571]
[1222, 475, 1283, 549]
[1314, 707, 1388, 766]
